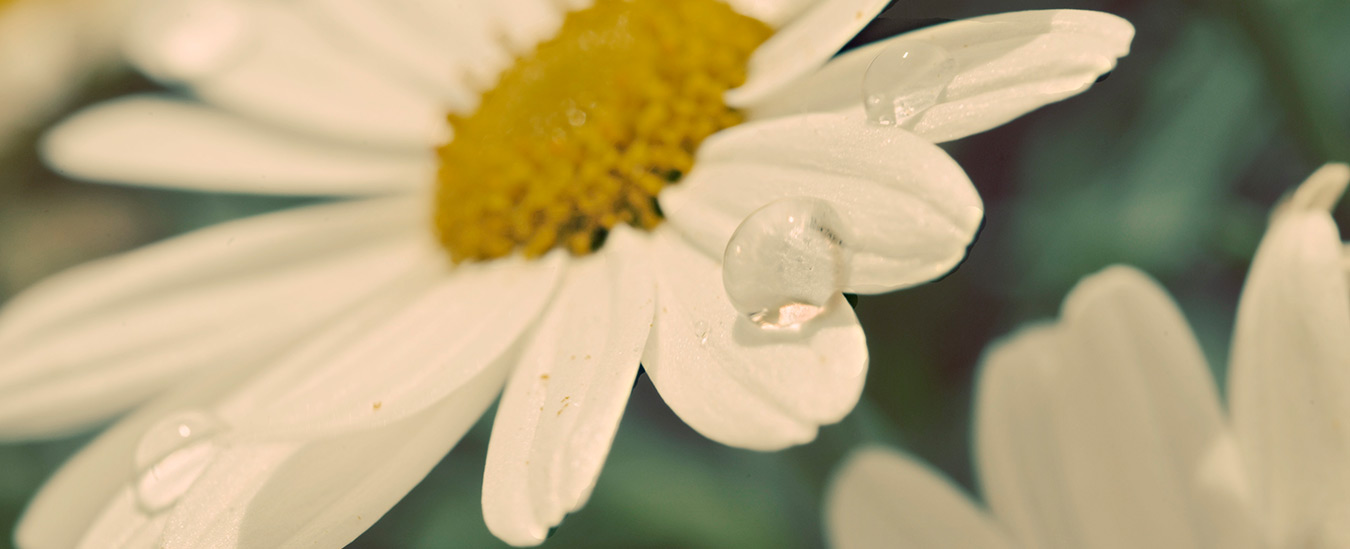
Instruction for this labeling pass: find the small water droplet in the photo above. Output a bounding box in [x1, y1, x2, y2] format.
[861, 40, 957, 126]
[694, 320, 709, 344]
[566, 108, 587, 127]
[132, 410, 223, 514]
[722, 198, 851, 329]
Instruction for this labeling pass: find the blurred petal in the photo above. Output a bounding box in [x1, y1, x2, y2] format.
[1228, 164, 1350, 543]
[17, 348, 273, 549]
[826, 447, 1014, 549]
[723, 0, 816, 28]
[640, 228, 866, 451]
[0, 198, 431, 439]
[43, 96, 434, 194]
[295, 0, 481, 112]
[726, 0, 889, 107]
[158, 366, 508, 548]
[378, 0, 512, 90]
[750, 10, 1134, 144]
[483, 229, 654, 546]
[977, 266, 1261, 549]
[661, 112, 981, 294]
[212, 253, 564, 438]
[130, 0, 449, 148]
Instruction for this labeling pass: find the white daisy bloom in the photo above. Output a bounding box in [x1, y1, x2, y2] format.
[5, 0, 1132, 546]
[825, 164, 1350, 549]
[0, 0, 138, 149]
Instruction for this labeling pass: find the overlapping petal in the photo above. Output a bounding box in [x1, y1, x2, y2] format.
[977, 267, 1261, 549]
[483, 229, 654, 546]
[0, 198, 430, 439]
[43, 96, 435, 194]
[826, 447, 1014, 549]
[725, 0, 889, 107]
[1228, 164, 1350, 544]
[640, 228, 866, 451]
[661, 112, 981, 294]
[749, 10, 1134, 143]
[126, 0, 448, 148]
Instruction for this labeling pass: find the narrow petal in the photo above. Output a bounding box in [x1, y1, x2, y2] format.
[1228, 164, 1350, 544]
[378, 0, 513, 91]
[210, 253, 565, 439]
[129, 0, 449, 148]
[0, 198, 431, 439]
[158, 367, 508, 548]
[640, 228, 866, 451]
[748, 10, 1134, 144]
[43, 96, 434, 195]
[726, 0, 890, 107]
[662, 112, 982, 294]
[483, 228, 654, 546]
[295, 0, 481, 112]
[723, 0, 817, 28]
[825, 447, 1015, 549]
[977, 267, 1262, 549]
[17, 351, 271, 549]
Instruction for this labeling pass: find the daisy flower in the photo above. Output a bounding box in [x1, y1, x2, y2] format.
[0, 0, 137, 149]
[825, 164, 1350, 549]
[5, 0, 1132, 546]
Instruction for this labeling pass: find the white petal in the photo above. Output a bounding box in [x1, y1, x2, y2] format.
[294, 0, 479, 112]
[171, 1, 449, 148]
[156, 366, 508, 548]
[0, 198, 431, 439]
[724, 0, 818, 28]
[726, 0, 890, 107]
[0, 2, 83, 146]
[483, 228, 654, 546]
[1228, 164, 1350, 544]
[485, 0, 564, 56]
[662, 112, 982, 294]
[640, 228, 866, 451]
[211, 253, 565, 439]
[378, 0, 513, 91]
[17, 351, 272, 549]
[977, 266, 1262, 549]
[43, 95, 434, 194]
[825, 446, 1014, 549]
[749, 10, 1135, 144]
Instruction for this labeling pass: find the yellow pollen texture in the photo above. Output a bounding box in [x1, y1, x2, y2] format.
[434, 0, 772, 262]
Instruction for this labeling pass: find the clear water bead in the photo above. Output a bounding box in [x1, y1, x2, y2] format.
[132, 410, 224, 514]
[722, 198, 851, 329]
[862, 40, 957, 126]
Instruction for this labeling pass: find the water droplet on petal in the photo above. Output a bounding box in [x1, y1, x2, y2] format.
[694, 320, 710, 344]
[722, 198, 851, 329]
[132, 410, 223, 514]
[125, 0, 256, 82]
[862, 40, 957, 126]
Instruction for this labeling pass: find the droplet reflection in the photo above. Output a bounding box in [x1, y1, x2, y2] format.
[722, 198, 851, 329]
[862, 40, 957, 126]
[132, 410, 223, 514]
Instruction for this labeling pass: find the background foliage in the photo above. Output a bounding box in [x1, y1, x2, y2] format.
[1, 0, 1347, 546]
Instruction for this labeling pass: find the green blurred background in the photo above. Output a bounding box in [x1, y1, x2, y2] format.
[1, 0, 1348, 546]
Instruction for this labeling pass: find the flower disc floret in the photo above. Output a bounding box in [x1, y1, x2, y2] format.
[433, 0, 772, 262]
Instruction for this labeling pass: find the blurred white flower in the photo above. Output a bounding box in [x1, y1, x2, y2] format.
[0, 0, 138, 149]
[825, 163, 1350, 549]
[2, 0, 1132, 546]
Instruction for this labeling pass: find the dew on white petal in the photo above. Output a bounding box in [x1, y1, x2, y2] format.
[132, 410, 224, 514]
[722, 198, 850, 329]
[694, 320, 709, 344]
[861, 40, 957, 126]
[125, 0, 256, 82]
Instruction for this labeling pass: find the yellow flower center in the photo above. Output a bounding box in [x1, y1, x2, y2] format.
[433, 0, 772, 262]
